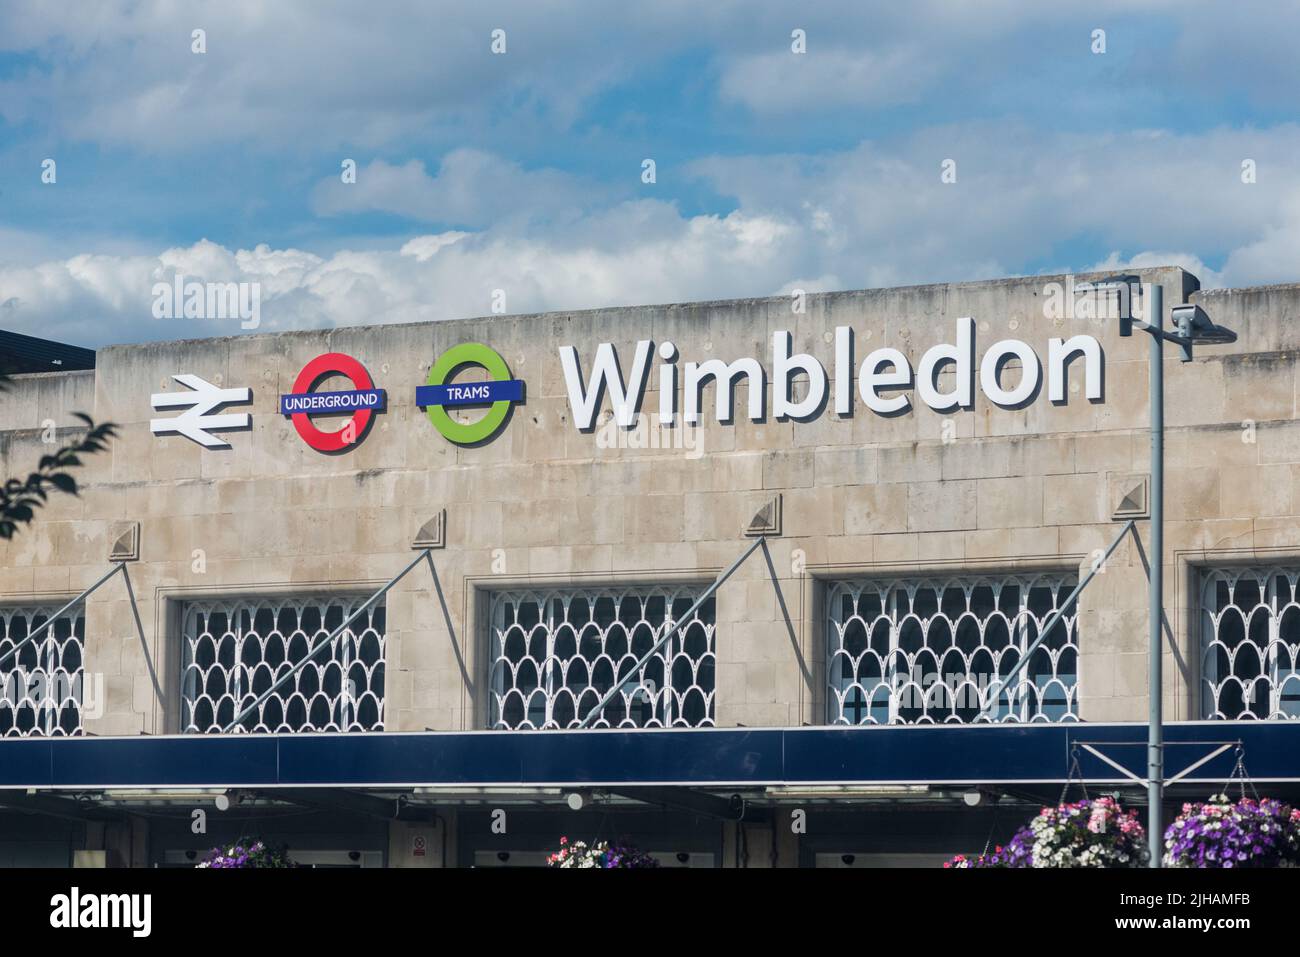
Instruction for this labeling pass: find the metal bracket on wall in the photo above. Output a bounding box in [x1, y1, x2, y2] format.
[577, 536, 771, 729]
[0, 561, 165, 711]
[222, 546, 441, 733]
[978, 519, 1138, 720]
[119, 562, 165, 710]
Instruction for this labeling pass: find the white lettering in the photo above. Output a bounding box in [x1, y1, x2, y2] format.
[981, 339, 1042, 406]
[917, 317, 974, 412]
[773, 331, 826, 419]
[684, 357, 765, 424]
[559, 322, 1102, 429]
[1048, 334, 1103, 402]
[859, 347, 913, 415]
[834, 326, 852, 415]
[50, 887, 151, 938]
[559, 341, 653, 430]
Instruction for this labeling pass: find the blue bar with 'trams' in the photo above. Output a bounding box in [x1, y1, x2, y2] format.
[416, 379, 523, 407]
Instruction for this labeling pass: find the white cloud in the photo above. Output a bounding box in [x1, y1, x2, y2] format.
[311, 151, 609, 227]
[688, 122, 1300, 289]
[400, 233, 471, 262]
[719, 46, 937, 113]
[1089, 251, 1225, 290]
[0, 1, 708, 151]
[5, 0, 1294, 154]
[0, 208, 810, 346]
[7, 119, 1300, 346]
[1219, 221, 1300, 288]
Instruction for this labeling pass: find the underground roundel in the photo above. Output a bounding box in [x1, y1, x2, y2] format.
[280, 352, 387, 452]
[415, 342, 524, 444]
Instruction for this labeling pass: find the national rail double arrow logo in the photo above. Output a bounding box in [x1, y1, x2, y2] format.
[149, 374, 253, 448]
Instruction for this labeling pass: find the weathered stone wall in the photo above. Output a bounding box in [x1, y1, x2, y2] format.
[2, 265, 1297, 734]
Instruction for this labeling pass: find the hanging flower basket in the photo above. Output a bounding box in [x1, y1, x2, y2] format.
[944, 846, 1018, 868]
[546, 836, 660, 868]
[1022, 797, 1146, 867]
[196, 839, 295, 868]
[945, 796, 1145, 868]
[1163, 794, 1300, 868]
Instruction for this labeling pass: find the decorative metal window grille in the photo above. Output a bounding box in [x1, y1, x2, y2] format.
[181, 597, 385, 734]
[488, 586, 716, 729]
[826, 574, 1079, 725]
[1200, 567, 1300, 720]
[0, 605, 86, 737]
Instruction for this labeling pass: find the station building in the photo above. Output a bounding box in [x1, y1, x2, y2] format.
[2, 265, 1300, 867]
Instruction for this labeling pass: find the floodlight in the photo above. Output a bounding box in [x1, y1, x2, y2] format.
[1171, 304, 1237, 345]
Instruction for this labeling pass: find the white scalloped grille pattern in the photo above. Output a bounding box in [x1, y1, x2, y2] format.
[0, 605, 85, 737]
[1200, 567, 1300, 720]
[489, 586, 716, 729]
[826, 574, 1079, 725]
[181, 597, 385, 734]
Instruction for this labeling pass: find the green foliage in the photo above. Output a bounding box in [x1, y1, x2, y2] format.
[0, 406, 118, 540]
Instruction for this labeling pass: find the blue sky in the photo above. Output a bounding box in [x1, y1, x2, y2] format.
[1, 1, 1298, 346]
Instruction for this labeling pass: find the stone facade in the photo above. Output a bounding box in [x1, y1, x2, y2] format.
[2, 265, 1297, 737]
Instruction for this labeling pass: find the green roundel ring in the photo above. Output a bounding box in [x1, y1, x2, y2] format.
[423, 343, 519, 444]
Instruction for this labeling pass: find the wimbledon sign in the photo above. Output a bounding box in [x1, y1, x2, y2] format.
[147, 319, 1105, 453]
[559, 317, 1103, 430]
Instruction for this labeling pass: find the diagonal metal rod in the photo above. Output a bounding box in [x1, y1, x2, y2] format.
[980, 520, 1136, 719]
[578, 536, 766, 729]
[1164, 742, 1237, 786]
[119, 562, 166, 709]
[0, 563, 123, 673]
[223, 547, 434, 733]
[1069, 740, 1240, 787]
[1079, 743, 1147, 785]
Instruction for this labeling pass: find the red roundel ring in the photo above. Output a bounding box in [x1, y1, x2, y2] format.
[289, 352, 376, 453]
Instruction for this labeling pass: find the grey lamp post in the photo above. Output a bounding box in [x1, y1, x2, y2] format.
[1078, 275, 1237, 868]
